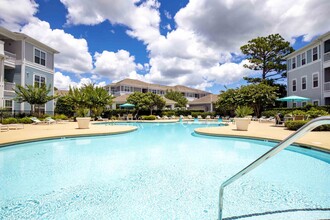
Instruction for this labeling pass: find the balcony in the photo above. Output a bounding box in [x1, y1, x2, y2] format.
[4, 51, 16, 68]
[324, 52, 330, 63]
[325, 82, 330, 91]
[4, 82, 16, 92]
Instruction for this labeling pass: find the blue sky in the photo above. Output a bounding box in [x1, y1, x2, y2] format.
[0, 0, 329, 93]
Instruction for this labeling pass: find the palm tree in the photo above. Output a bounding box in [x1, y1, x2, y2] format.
[14, 84, 57, 116]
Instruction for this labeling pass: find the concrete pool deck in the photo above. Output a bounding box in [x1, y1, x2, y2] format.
[0, 120, 329, 152]
[195, 121, 330, 152]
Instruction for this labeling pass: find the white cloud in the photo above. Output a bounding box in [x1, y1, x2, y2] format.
[164, 10, 172, 19]
[0, 0, 38, 31]
[93, 50, 140, 81]
[60, 0, 161, 44]
[55, 72, 106, 90]
[21, 19, 93, 74]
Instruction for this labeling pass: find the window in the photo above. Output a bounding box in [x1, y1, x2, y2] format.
[123, 86, 131, 92]
[292, 79, 296, 92]
[292, 57, 296, 69]
[292, 102, 297, 108]
[4, 100, 13, 110]
[34, 48, 46, 66]
[302, 102, 307, 107]
[306, 49, 312, 63]
[35, 105, 45, 115]
[34, 75, 46, 87]
[312, 47, 318, 61]
[312, 73, 319, 88]
[313, 100, 319, 106]
[287, 59, 291, 71]
[301, 53, 306, 65]
[297, 54, 301, 67]
[325, 39, 330, 54]
[301, 76, 307, 90]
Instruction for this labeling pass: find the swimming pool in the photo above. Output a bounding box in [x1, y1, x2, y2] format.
[0, 122, 329, 219]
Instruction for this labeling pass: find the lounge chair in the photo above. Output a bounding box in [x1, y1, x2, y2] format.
[45, 117, 56, 124]
[275, 114, 285, 126]
[156, 115, 161, 120]
[187, 115, 193, 119]
[30, 117, 45, 125]
[162, 116, 169, 120]
[206, 115, 211, 120]
[97, 116, 108, 121]
[197, 115, 202, 119]
[170, 115, 176, 119]
[0, 123, 9, 132]
[127, 114, 133, 120]
[7, 123, 24, 130]
[294, 115, 304, 121]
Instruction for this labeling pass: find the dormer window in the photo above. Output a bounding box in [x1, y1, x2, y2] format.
[35, 48, 46, 66]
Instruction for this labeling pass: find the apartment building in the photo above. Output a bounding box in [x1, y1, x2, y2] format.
[285, 31, 330, 107]
[105, 78, 210, 101]
[0, 27, 58, 114]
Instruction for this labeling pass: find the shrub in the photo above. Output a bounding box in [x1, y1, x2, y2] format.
[235, 106, 253, 117]
[54, 114, 68, 120]
[285, 120, 307, 130]
[141, 115, 156, 120]
[19, 117, 33, 124]
[291, 110, 307, 116]
[2, 117, 18, 124]
[285, 120, 330, 131]
[306, 108, 329, 119]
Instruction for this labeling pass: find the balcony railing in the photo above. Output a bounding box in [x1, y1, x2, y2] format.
[324, 52, 330, 62]
[4, 51, 16, 62]
[324, 82, 330, 91]
[4, 82, 16, 92]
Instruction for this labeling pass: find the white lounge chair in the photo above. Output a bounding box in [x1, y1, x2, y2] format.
[45, 117, 56, 124]
[0, 123, 9, 132]
[7, 124, 24, 130]
[30, 117, 45, 124]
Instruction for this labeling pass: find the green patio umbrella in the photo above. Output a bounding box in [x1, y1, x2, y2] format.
[276, 95, 311, 102]
[120, 103, 135, 108]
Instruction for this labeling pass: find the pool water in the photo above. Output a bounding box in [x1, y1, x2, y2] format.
[0, 122, 329, 219]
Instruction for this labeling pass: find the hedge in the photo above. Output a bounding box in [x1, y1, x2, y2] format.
[285, 120, 330, 131]
[2, 117, 18, 124]
[141, 115, 156, 120]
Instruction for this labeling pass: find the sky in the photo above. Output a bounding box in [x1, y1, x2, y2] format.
[0, 0, 329, 94]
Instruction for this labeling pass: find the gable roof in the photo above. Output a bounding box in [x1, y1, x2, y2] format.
[188, 94, 219, 104]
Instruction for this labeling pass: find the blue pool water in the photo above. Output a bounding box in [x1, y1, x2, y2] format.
[0, 122, 329, 219]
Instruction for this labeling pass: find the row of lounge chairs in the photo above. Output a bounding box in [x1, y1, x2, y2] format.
[30, 117, 56, 125]
[0, 123, 24, 132]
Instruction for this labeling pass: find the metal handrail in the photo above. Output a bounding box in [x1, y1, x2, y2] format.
[218, 116, 330, 220]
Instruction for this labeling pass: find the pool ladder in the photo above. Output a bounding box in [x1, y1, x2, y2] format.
[218, 116, 330, 220]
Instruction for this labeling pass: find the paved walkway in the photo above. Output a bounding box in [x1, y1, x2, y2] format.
[195, 121, 330, 152]
[0, 120, 329, 152]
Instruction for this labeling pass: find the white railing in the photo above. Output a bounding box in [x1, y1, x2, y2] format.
[4, 82, 16, 92]
[324, 52, 330, 62]
[218, 116, 330, 220]
[4, 51, 16, 61]
[324, 82, 330, 91]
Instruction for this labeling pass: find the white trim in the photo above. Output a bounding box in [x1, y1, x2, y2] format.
[33, 73, 46, 87]
[287, 59, 321, 73]
[312, 72, 319, 89]
[24, 60, 54, 74]
[301, 75, 307, 91]
[292, 78, 297, 92]
[33, 46, 47, 67]
[312, 99, 319, 106]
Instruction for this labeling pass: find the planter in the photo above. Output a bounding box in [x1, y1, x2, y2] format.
[76, 117, 91, 129]
[234, 117, 251, 131]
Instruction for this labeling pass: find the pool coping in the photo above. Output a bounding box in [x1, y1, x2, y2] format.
[0, 126, 138, 148]
[194, 129, 330, 154]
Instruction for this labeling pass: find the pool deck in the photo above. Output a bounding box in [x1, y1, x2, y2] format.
[0, 120, 329, 152]
[195, 121, 330, 152]
[0, 121, 137, 146]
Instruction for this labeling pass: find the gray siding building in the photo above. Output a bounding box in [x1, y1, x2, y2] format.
[285, 31, 330, 107]
[0, 26, 59, 114]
